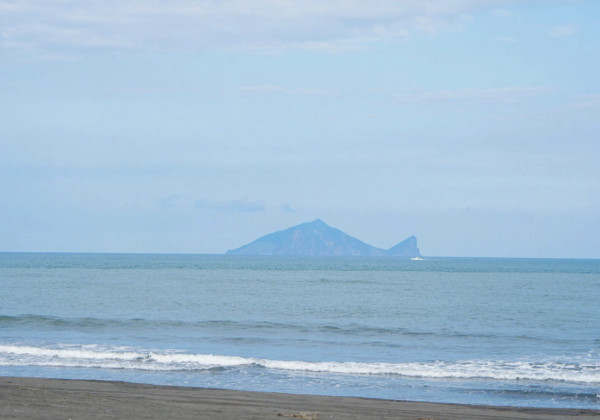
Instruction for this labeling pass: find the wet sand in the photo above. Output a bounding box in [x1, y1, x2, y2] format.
[1, 377, 598, 419]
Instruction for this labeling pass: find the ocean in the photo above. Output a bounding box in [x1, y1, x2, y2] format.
[1, 253, 598, 409]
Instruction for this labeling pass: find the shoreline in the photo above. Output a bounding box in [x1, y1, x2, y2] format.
[1, 377, 598, 419]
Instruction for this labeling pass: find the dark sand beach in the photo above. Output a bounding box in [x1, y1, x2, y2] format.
[1, 377, 598, 419]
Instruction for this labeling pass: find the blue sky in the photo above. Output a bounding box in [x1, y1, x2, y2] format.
[1, 0, 599, 257]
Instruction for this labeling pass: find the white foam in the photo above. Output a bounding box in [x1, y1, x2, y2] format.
[1, 344, 598, 384]
[0, 344, 253, 371]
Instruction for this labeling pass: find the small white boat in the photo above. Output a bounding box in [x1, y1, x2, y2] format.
[411, 257, 424, 261]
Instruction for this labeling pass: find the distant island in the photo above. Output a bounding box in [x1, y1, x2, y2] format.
[226, 219, 421, 257]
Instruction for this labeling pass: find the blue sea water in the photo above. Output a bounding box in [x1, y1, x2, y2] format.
[1, 253, 599, 409]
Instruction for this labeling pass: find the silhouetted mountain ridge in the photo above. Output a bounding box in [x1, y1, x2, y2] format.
[226, 219, 421, 257]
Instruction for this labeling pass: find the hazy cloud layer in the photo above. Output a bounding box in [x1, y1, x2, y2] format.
[234, 85, 338, 97]
[232, 85, 554, 104]
[0, 0, 564, 54]
[567, 93, 600, 109]
[195, 198, 266, 213]
[491, 9, 513, 17]
[394, 87, 555, 104]
[280, 203, 296, 213]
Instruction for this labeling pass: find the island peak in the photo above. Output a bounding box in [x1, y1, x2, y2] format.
[226, 220, 421, 257]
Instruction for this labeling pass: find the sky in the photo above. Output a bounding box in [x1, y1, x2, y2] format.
[1, 0, 599, 258]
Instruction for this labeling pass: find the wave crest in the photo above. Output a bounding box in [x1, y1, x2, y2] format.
[1, 344, 598, 384]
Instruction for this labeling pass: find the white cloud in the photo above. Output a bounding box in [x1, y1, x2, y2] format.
[234, 85, 338, 97]
[497, 35, 517, 42]
[549, 23, 576, 38]
[0, 0, 554, 54]
[491, 9, 513, 17]
[394, 87, 555, 104]
[567, 93, 600, 109]
[231, 84, 556, 111]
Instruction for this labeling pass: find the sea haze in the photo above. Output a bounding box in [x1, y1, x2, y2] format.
[1, 253, 599, 409]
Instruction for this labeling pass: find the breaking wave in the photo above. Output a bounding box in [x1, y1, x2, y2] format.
[1, 344, 598, 384]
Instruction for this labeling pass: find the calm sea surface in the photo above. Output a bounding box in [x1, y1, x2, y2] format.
[1, 253, 599, 409]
